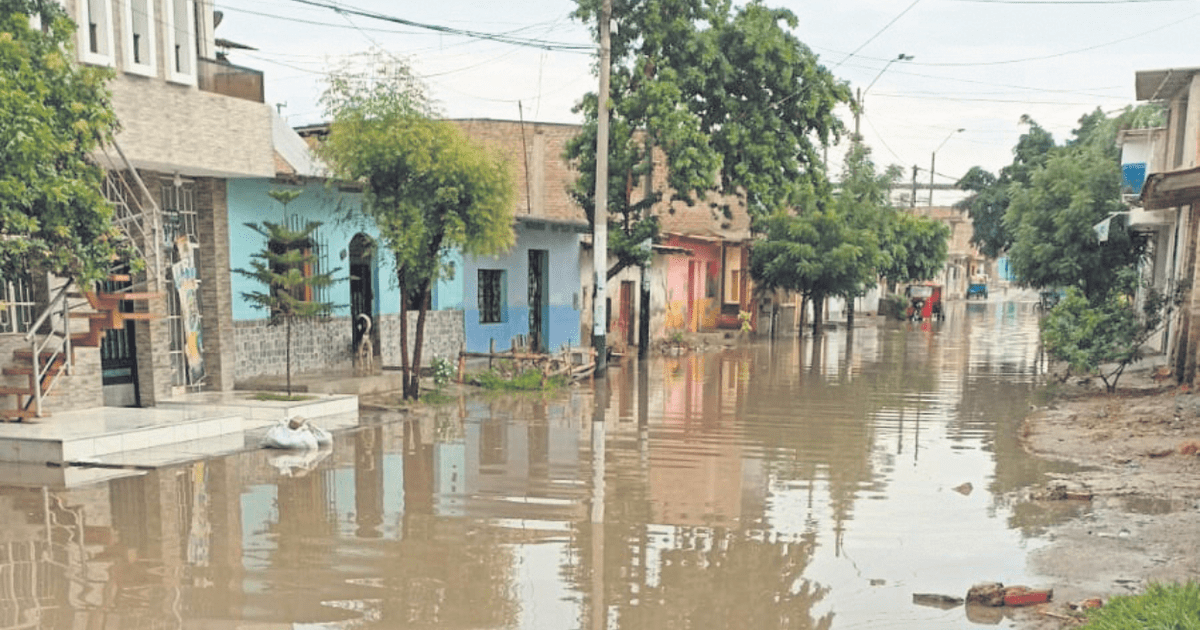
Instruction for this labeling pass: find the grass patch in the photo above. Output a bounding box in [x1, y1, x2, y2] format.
[421, 389, 455, 406]
[1082, 582, 1200, 629]
[475, 368, 568, 392]
[248, 392, 318, 402]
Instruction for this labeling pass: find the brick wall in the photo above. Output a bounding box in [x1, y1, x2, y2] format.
[379, 310, 465, 367]
[232, 310, 465, 380]
[232, 316, 355, 382]
[452, 120, 587, 224]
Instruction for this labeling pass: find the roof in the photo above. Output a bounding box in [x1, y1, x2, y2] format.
[1135, 67, 1200, 101]
[1140, 165, 1200, 210]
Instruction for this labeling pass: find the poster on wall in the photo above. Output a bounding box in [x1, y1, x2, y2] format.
[173, 236, 206, 384]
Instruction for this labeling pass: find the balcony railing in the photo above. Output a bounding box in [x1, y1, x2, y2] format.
[197, 57, 264, 103]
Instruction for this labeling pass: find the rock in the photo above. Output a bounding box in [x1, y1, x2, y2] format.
[953, 482, 974, 495]
[966, 582, 1006, 607]
[913, 593, 964, 609]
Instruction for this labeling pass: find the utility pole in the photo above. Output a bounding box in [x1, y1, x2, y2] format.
[592, 0, 612, 375]
[911, 165, 918, 209]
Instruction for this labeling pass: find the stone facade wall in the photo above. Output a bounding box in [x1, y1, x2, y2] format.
[232, 317, 355, 382]
[379, 310, 465, 367]
[0, 334, 104, 415]
[231, 310, 465, 380]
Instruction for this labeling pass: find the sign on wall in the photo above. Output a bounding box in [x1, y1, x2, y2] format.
[173, 236, 206, 384]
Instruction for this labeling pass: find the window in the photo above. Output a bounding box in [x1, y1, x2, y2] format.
[268, 214, 329, 307]
[77, 0, 114, 67]
[122, 0, 155, 76]
[478, 269, 505, 324]
[0, 275, 34, 335]
[165, 0, 196, 84]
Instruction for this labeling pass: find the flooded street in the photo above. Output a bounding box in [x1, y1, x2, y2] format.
[1, 299, 1089, 629]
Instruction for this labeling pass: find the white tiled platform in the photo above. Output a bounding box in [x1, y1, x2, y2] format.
[0, 391, 361, 486]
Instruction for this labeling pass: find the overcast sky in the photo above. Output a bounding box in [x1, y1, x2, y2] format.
[214, 0, 1200, 204]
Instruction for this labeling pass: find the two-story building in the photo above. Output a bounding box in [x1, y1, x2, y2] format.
[2, 0, 281, 419]
[1132, 66, 1200, 383]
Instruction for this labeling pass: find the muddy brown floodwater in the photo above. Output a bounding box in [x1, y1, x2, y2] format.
[2, 299, 1116, 629]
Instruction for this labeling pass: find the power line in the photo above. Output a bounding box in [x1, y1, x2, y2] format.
[833, 0, 923, 70]
[280, 0, 593, 52]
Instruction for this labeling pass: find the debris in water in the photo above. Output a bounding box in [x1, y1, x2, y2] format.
[912, 593, 964, 609]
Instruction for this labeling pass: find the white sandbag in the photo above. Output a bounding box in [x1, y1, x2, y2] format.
[307, 423, 333, 447]
[269, 447, 332, 477]
[263, 420, 319, 450]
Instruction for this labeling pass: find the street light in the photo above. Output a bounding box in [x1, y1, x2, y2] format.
[855, 53, 913, 139]
[930, 128, 964, 206]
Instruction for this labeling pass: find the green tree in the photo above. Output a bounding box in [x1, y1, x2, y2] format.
[955, 117, 1054, 259]
[831, 143, 948, 317]
[568, 0, 851, 280]
[749, 206, 878, 336]
[1, 0, 129, 285]
[235, 190, 338, 395]
[879, 211, 949, 291]
[1004, 142, 1143, 301]
[1041, 285, 1177, 392]
[320, 59, 516, 400]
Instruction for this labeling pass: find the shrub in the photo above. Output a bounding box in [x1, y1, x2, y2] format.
[429, 356, 454, 387]
[1082, 582, 1200, 629]
[1040, 284, 1180, 392]
[476, 368, 566, 391]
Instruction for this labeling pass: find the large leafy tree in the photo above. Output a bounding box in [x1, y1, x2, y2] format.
[1004, 142, 1142, 300]
[1, 0, 127, 285]
[955, 117, 1054, 259]
[749, 207, 878, 336]
[320, 57, 516, 400]
[568, 0, 851, 280]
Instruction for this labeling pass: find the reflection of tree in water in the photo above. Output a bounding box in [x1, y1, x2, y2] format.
[603, 527, 832, 630]
[380, 516, 519, 628]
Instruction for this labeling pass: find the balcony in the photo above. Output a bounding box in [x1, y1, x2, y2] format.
[197, 57, 264, 103]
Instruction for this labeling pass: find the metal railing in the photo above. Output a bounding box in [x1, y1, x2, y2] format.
[22, 280, 75, 417]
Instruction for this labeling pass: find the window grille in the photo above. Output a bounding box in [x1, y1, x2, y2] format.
[478, 269, 504, 324]
[0, 276, 34, 335]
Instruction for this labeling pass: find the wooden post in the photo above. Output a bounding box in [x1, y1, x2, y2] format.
[457, 349, 466, 384]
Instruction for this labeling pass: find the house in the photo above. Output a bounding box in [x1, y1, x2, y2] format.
[1, 0, 280, 419]
[1131, 66, 1200, 381]
[908, 206, 993, 300]
[438, 119, 589, 356]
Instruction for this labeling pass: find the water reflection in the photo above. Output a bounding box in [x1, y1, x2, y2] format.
[0, 300, 1081, 629]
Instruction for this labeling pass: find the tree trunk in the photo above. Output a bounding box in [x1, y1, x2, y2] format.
[811, 293, 825, 337]
[398, 267, 412, 399]
[799, 295, 809, 334]
[285, 315, 293, 396]
[847, 295, 855, 329]
[408, 282, 432, 400]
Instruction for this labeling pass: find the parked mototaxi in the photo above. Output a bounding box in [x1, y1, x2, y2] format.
[905, 283, 944, 321]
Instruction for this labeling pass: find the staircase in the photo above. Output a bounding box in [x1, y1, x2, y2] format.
[0, 139, 165, 422]
[0, 279, 160, 421]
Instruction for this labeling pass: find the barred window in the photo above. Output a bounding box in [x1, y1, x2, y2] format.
[478, 269, 505, 324]
[0, 276, 34, 335]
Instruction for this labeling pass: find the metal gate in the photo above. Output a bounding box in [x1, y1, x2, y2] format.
[528, 249, 548, 353]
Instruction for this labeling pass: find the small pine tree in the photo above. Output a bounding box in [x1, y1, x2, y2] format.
[234, 190, 338, 395]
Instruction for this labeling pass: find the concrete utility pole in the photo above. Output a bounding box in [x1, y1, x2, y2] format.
[911, 165, 918, 209]
[855, 54, 912, 141]
[592, 0, 612, 375]
[930, 128, 964, 206]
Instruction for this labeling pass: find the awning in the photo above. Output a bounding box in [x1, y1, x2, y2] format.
[1141, 166, 1200, 210]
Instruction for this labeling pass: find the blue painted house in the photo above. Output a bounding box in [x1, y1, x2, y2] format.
[436, 120, 589, 354]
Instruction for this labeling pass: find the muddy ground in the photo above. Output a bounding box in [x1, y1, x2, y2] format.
[1011, 369, 1200, 628]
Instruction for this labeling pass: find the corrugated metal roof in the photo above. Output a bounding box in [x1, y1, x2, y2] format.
[1135, 67, 1200, 101]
